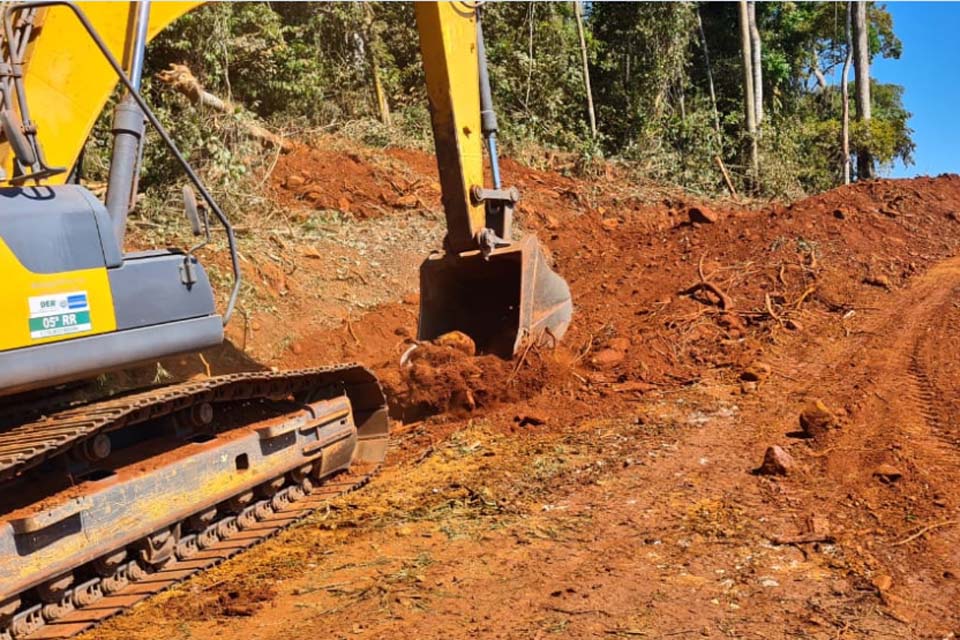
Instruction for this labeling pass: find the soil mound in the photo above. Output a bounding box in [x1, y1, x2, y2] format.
[381, 342, 552, 422]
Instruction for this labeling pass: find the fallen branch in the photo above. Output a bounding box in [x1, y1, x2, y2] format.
[794, 285, 817, 309]
[198, 352, 212, 377]
[768, 533, 835, 545]
[680, 254, 733, 310]
[715, 155, 737, 198]
[765, 293, 785, 326]
[545, 605, 611, 617]
[346, 320, 361, 345]
[892, 520, 959, 546]
[679, 281, 733, 310]
[156, 63, 294, 152]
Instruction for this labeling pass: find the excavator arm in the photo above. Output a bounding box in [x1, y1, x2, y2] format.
[414, 2, 572, 356]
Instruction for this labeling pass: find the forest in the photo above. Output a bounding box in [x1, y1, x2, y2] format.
[87, 1, 913, 213]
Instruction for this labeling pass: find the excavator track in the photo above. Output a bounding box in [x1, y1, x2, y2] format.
[0, 366, 390, 640]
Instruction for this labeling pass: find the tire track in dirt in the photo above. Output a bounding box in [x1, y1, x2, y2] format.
[755, 256, 960, 633]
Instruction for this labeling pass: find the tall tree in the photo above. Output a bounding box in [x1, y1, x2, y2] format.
[852, 1, 873, 179]
[738, 0, 758, 181]
[747, 1, 763, 126]
[695, 4, 721, 149]
[841, 1, 853, 184]
[573, 0, 596, 138]
[363, 4, 391, 126]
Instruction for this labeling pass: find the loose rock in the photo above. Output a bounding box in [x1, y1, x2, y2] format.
[872, 574, 894, 592]
[872, 463, 903, 483]
[433, 331, 476, 356]
[591, 348, 625, 370]
[688, 205, 718, 224]
[799, 400, 837, 438]
[740, 361, 772, 382]
[514, 413, 547, 427]
[608, 337, 632, 352]
[284, 174, 306, 188]
[757, 445, 796, 476]
[864, 274, 893, 290]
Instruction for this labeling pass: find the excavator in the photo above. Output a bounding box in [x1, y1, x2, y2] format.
[0, 1, 571, 638]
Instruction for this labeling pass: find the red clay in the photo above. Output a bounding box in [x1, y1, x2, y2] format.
[96, 139, 960, 639]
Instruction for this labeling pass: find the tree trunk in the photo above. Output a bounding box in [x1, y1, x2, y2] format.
[748, 1, 763, 126]
[738, 0, 758, 183]
[573, 0, 597, 138]
[810, 49, 828, 91]
[696, 5, 722, 150]
[156, 64, 294, 153]
[852, 1, 873, 179]
[363, 4, 391, 127]
[841, 1, 853, 184]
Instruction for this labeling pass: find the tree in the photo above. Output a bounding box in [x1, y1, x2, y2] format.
[695, 4, 721, 148]
[748, 1, 763, 125]
[852, 1, 873, 179]
[738, 0, 758, 181]
[841, 1, 852, 184]
[573, 1, 596, 138]
[363, 4, 391, 126]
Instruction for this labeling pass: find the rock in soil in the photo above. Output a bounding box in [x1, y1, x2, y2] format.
[688, 205, 719, 224]
[799, 400, 837, 438]
[514, 413, 547, 427]
[864, 274, 893, 290]
[872, 463, 903, 483]
[757, 445, 797, 476]
[607, 337, 632, 352]
[873, 574, 894, 592]
[591, 348, 625, 370]
[740, 361, 772, 382]
[434, 330, 476, 356]
[284, 174, 306, 188]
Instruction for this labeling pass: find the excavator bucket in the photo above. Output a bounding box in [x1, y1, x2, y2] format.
[418, 234, 572, 358]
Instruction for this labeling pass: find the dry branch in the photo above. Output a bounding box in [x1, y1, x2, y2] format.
[680, 253, 733, 310]
[892, 520, 959, 546]
[794, 285, 817, 309]
[156, 63, 294, 152]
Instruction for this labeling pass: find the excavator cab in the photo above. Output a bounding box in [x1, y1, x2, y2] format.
[414, 3, 572, 357]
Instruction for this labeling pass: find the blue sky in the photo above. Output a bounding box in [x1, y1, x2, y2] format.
[871, 2, 960, 178]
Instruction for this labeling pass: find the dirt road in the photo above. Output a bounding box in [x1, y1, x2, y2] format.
[93, 144, 960, 639]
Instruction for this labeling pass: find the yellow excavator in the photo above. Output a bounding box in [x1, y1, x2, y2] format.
[0, 2, 571, 638]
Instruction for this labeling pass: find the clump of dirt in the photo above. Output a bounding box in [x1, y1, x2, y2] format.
[176, 583, 277, 619]
[272, 144, 440, 219]
[381, 342, 553, 422]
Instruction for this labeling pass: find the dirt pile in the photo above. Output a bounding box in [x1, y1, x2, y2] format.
[99, 132, 960, 639]
[380, 333, 556, 422]
[272, 144, 441, 219]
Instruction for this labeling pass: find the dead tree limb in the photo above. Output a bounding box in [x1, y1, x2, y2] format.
[680, 255, 733, 310]
[156, 63, 294, 153]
